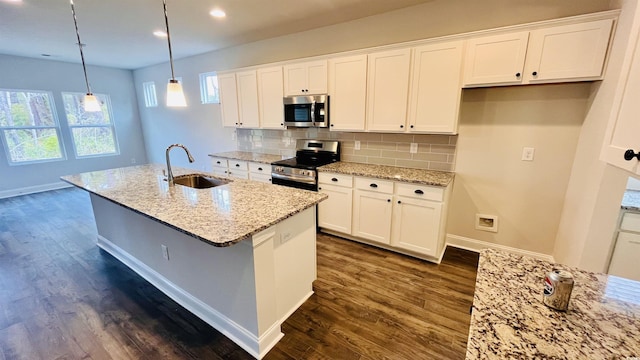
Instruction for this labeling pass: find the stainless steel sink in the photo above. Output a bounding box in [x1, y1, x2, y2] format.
[172, 174, 230, 189]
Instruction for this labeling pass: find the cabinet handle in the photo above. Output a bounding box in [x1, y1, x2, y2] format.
[331, 178, 338, 182]
[515, 72, 521, 77]
[370, 183, 378, 188]
[258, 167, 263, 171]
[330, 124, 334, 127]
[532, 71, 538, 76]
[410, 125, 414, 129]
[400, 125, 404, 129]
[397, 200, 402, 204]
[235, 122, 238, 125]
[624, 149, 640, 161]
[414, 189, 424, 195]
[235, 164, 240, 167]
[387, 199, 391, 202]
[216, 161, 221, 164]
[318, 187, 322, 190]
[281, 123, 284, 126]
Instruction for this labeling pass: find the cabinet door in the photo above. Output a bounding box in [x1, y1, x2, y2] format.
[236, 70, 260, 128]
[283, 63, 307, 96]
[602, 20, 640, 175]
[283, 60, 328, 96]
[525, 19, 613, 83]
[352, 189, 393, 244]
[318, 184, 353, 234]
[218, 73, 240, 127]
[408, 41, 463, 134]
[463, 32, 529, 87]
[328, 54, 367, 131]
[391, 196, 442, 257]
[366, 48, 411, 132]
[257, 66, 285, 129]
[306, 60, 328, 95]
[608, 231, 640, 281]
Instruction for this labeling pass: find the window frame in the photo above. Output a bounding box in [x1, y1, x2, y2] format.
[199, 72, 220, 104]
[61, 92, 120, 159]
[0, 88, 67, 165]
[143, 81, 158, 108]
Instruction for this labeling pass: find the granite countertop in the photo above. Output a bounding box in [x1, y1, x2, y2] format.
[467, 249, 640, 359]
[61, 164, 326, 247]
[318, 162, 454, 187]
[208, 151, 285, 164]
[622, 190, 640, 211]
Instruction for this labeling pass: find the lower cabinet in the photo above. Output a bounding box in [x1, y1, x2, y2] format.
[318, 172, 450, 262]
[210, 157, 272, 182]
[608, 211, 640, 281]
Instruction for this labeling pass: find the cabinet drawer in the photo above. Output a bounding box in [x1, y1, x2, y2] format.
[250, 172, 272, 184]
[620, 212, 640, 232]
[249, 162, 270, 174]
[395, 183, 444, 202]
[228, 160, 249, 171]
[211, 157, 228, 169]
[354, 177, 394, 193]
[319, 172, 353, 187]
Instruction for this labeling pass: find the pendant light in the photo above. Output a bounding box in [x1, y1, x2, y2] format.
[69, 0, 101, 112]
[162, 0, 186, 107]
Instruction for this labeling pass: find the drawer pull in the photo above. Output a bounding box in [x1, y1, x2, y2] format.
[387, 199, 391, 202]
[258, 167, 263, 171]
[370, 183, 378, 188]
[397, 200, 402, 204]
[216, 161, 221, 164]
[331, 178, 338, 182]
[414, 189, 424, 195]
[235, 164, 240, 167]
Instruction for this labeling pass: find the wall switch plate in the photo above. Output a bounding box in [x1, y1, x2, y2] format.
[522, 147, 535, 161]
[410, 143, 418, 154]
[161, 244, 169, 260]
[355, 140, 361, 150]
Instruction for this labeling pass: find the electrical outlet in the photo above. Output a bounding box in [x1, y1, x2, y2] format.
[522, 147, 535, 161]
[161, 244, 169, 260]
[410, 143, 418, 154]
[355, 140, 361, 150]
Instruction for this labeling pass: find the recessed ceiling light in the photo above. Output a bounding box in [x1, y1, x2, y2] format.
[153, 30, 168, 38]
[210, 9, 226, 18]
[1, 0, 23, 3]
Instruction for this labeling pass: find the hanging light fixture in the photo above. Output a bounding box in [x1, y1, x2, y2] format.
[69, 0, 101, 112]
[162, 0, 186, 107]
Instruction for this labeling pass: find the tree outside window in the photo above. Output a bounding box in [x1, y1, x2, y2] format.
[62, 92, 119, 158]
[0, 89, 65, 164]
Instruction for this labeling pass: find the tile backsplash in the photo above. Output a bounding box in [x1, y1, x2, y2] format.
[236, 128, 457, 172]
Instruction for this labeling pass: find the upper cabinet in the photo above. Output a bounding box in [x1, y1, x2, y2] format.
[218, 73, 240, 128]
[407, 41, 464, 134]
[283, 60, 328, 96]
[328, 54, 368, 131]
[463, 19, 614, 87]
[235, 70, 260, 128]
[257, 66, 285, 129]
[366, 48, 411, 132]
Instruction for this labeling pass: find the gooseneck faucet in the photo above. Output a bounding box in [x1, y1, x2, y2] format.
[165, 144, 195, 186]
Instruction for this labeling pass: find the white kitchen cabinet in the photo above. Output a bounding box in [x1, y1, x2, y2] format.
[328, 54, 367, 131]
[366, 48, 411, 132]
[257, 66, 285, 129]
[464, 19, 613, 87]
[408, 41, 464, 134]
[283, 60, 328, 96]
[391, 184, 444, 257]
[210, 156, 228, 177]
[236, 70, 260, 128]
[218, 73, 240, 127]
[227, 160, 249, 179]
[608, 211, 640, 281]
[352, 178, 394, 244]
[318, 173, 354, 234]
[601, 13, 640, 174]
[248, 162, 272, 183]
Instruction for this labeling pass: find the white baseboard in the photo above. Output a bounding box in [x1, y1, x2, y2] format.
[446, 234, 555, 263]
[97, 235, 282, 359]
[0, 181, 72, 199]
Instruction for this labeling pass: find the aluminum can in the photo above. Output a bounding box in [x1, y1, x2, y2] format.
[543, 269, 574, 311]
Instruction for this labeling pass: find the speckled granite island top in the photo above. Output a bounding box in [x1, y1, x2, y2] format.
[318, 162, 454, 187]
[467, 249, 640, 359]
[61, 164, 326, 247]
[208, 151, 285, 164]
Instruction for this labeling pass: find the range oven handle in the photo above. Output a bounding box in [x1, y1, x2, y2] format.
[271, 172, 317, 185]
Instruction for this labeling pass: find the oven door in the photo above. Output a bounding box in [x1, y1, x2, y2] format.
[271, 173, 317, 191]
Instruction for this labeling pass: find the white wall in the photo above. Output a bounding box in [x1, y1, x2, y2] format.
[0, 54, 147, 196]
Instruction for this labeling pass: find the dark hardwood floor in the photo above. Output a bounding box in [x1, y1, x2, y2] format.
[0, 188, 479, 359]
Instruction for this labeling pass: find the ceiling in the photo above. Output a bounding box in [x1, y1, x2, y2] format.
[0, 0, 433, 70]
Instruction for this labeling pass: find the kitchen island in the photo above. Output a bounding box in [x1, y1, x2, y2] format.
[61, 164, 327, 359]
[467, 249, 640, 359]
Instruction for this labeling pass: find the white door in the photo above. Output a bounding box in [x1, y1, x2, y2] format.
[328, 54, 367, 131]
[352, 189, 393, 244]
[366, 48, 411, 132]
[463, 31, 529, 87]
[258, 66, 285, 129]
[525, 19, 613, 83]
[236, 70, 260, 128]
[218, 73, 239, 127]
[391, 196, 442, 257]
[318, 184, 353, 234]
[408, 41, 464, 134]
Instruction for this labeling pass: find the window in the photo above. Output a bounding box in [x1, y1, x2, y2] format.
[0, 89, 65, 164]
[62, 92, 119, 158]
[143, 81, 157, 107]
[199, 72, 220, 104]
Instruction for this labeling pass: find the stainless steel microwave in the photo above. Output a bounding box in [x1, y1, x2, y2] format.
[283, 95, 329, 128]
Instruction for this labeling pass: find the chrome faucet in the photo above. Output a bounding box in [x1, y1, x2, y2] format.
[165, 144, 195, 186]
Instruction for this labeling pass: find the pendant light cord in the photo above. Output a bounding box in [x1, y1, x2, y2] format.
[163, 0, 176, 81]
[69, 0, 92, 95]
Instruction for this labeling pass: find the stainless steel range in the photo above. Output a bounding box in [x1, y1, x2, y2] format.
[271, 139, 340, 191]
